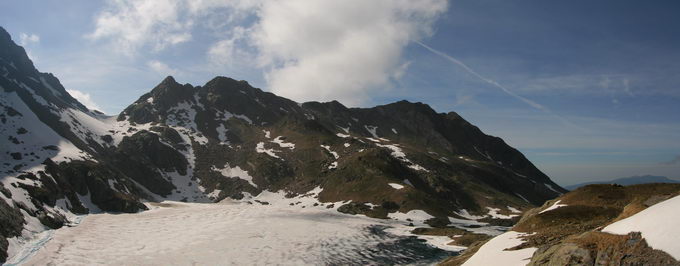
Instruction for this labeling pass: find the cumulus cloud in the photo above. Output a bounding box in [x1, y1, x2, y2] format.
[147, 60, 179, 75]
[19, 33, 40, 46]
[88, 0, 259, 54]
[251, 0, 447, 105]
[89, 0, 193, 54]
[207, 26, 251, 66]
[89, 0, 448, 105]
[67, 89, 103, 112]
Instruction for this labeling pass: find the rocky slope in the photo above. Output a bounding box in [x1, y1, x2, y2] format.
[443, 183, 680, 266]
[0, 26, 565, 262]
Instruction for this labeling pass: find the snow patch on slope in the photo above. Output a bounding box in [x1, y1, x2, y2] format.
[256, 142, 281, 159]
[544, 183, 562, 195]
[388, 183, 404, 190]
[375, 143, 429, 172]
[166, 101, 208, 145]
[486, 207, 519, 219]
[271, 136, 295, 149]
[1, 91, 92, 175]
[212, 163, 257, 188]
[462, 231, 536, 266]
[320, 145, 339, 159]
[507, 206, 522, 213]
[539, 200, 567, 214]
[321, 145, 339, 169]
[364, 125, 379, 138]
[216, 123, 229, 144]
[603, 194, 680, 260]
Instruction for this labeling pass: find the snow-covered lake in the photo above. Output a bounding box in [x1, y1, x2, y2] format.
[15, 190, 460, 265]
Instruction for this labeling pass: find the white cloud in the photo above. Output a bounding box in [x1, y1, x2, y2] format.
[207, 26, 251, 66]
[251, 0, 448, 105]
[66, 89, 103, 112]
[89, 0, 192, 54]
[147, 60, 179, 76]
[88, 0, 259, 55]
[19, 33, 40, 46]
[89, 0, 448, 105]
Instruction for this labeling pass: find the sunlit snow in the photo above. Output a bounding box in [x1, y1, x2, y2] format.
[17, 190, 460, 265]
[388, 183, 405, 189]
[538, 200, 567, 214]
[603, 194, 680, 260]
[461, 231, 536, 266]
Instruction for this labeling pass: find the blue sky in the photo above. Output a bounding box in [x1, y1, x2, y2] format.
[1, 0, 679, 185]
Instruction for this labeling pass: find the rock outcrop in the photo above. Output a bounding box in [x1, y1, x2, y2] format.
[443, 184, 680, 266]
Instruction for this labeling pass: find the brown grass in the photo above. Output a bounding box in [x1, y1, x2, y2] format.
[511, 184, 680, 248]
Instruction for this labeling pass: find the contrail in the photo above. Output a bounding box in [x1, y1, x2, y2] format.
[415, 40, 547, 111]
[415, 40, 582, 129]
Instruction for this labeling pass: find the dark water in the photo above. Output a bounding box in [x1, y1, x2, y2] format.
[320, 225, 460, 265]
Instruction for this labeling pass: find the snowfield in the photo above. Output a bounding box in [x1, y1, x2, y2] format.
[462, 231, 536, 266]
[16, 190, 460, 265]
[603, 194, 680, 260]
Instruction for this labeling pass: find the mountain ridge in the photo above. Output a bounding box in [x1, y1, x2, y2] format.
[0, 26, 565, 262]
[565, 175, 680, 191]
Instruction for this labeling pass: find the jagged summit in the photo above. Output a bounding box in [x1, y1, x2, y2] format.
[0, 26, 37, 75]
[0, 27, 87, 114]
[114, 75, 564, 203]
[204, 75, 252, 87]
[160, 75, 179, 85]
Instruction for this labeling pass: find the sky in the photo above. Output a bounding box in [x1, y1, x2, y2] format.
[1, 0, 679, 186]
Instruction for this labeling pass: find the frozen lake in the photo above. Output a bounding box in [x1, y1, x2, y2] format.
[16, 191, 461, 265]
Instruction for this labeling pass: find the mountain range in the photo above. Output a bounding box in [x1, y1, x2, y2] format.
[0, 26, 567, 263]
[564, 175, 680, 191]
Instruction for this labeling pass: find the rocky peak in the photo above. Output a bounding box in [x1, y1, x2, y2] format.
[121, 75, 307, 126]
[148, 75, 183, 96]
[119, 76, 197, 123]
[204, 76, 250, 90]
[381, 100, 437, 114]
[149, 76, 195, 103]
[0, 26, 37, 76]
[0, 27, 87, 113]
[160, 75, 179, 85]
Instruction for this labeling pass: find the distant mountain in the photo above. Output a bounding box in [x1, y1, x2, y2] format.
[564, 175, 680, 190]
[0, 26, 566, 262]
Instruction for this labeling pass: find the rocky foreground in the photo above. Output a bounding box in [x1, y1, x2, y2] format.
[442, 183, 680, 266]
